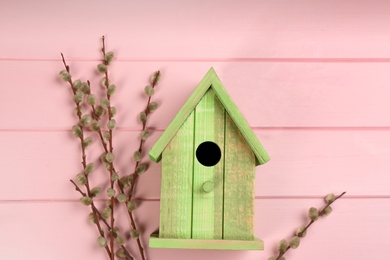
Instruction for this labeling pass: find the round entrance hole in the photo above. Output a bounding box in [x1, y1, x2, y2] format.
[196, 141, 221, 167]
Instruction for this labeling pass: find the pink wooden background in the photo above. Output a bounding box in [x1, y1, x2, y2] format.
[1, 0, 390, 259]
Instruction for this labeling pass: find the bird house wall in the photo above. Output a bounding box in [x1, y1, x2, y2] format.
[224, 114, 255, 240]
[160, 89, 255, 240]
[192, 89, 225, 239]
[160, 111, 195, 239]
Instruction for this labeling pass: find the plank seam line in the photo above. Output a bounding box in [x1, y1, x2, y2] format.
[3, 126, 390, 132]
[1, 195, 389, 203]
[4, 57, 390, 63]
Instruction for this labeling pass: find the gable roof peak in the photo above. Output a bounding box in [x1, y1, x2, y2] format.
[149, 68, 270, 166]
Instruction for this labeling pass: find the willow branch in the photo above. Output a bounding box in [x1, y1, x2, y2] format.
[61, 53, 112, 258]
[70, 180, 133, 260]
[274, 191, 347, 260]
[101, 35, 116, 260]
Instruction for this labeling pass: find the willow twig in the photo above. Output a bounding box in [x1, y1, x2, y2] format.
[273, 191, 346, 260]
[100, 35, 116, 260]
[61, 53, 112, 258]
[70, 180, 133, 260]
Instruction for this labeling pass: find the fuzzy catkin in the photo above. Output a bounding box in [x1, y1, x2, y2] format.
[80, 196, 92, 206]
[296, 227, 307, 238]
[97, 236, 107, 247]
[107, 119, 116, 130]
[90, 187, 102, 197]
[80, 115, 91, 126]
[108, 84, 116, 96]
[115, 236, 124, 245]
[119, 176, 132, 188]
[97, 64, 107, 73]
[136, 164, 147, 174]
[76, 173, 87, 185]
[73, 80, 82, 90]
[140, 130, 150, 140]
[133, 151, 141, 162]
[94, 105, 105, 118]
[110, 107, 117, 117]
[105, 152, 115, 163]
[71, 125, 82, 138]
[80, 82, 90, 94]
[100, 98, 110, 108]
[101, 207, 112, 219]
[88, 213, 96, 224]
[290, 236, 300, 249]
[117, 194, 127, 203]
[144, 85, 154, 96]
[91, 120, 100, 131]
[322, 206, 333, 216]
[139, 112, 147, 123]
[101, 132, 109, 142]
[130, 229, 139, 239]
[87, 94, 97, 106]
[107, 188, 116, 197]
[325, 193, 335, 203]
[74, 90, 84, 104]
[148, 102, 158, 111]
[277, 239, 288, 254]
[127, 201, 137, 212]
[150, 71, 160, 85]
[308, 207, 319, 221]
[59, 70, 71, 81]
[111, 172, 119, 182]
[83, 137, 93, 148]
[85, 163, 95, 175]
[116, 248, 126, 258]
[105, 52, 115, 63]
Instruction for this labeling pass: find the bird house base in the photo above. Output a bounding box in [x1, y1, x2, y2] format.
[149, 234, 264, 250]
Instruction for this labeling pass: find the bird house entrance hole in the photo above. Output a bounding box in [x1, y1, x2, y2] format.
[196, 141, 221, 167]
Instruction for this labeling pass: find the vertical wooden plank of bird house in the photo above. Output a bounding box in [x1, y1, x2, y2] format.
[192, 89, 224, 239]
[223, 113, 255, 240]
[160, 111, 195, 238]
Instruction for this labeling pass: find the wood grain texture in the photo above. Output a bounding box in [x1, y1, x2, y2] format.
[4, 61, 390, 129]
[2, 0, 390, 259]
[2, 129, 390, 200]
[149, 234, 263, 250]
[159, 112, 195, 238]
[209, 68, 269, 165]
[3, 0, 390, 59]
[192, 90, 225, 239]
[1, 199, 389, 259]
[148, 67, 215, 163]
[223, 113, 255, 240]
[149, 67, 268, 165]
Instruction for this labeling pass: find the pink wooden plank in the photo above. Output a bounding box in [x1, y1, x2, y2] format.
[1, 130, 390, 200]
[0, 131, 161, 201]
[2, 1, 390, 59]
[2, 61, 390, 129]
[255, 198, 390, 260]
[0, 199, 388, 259]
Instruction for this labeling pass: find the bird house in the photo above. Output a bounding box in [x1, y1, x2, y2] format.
[148, 68, 270, 250]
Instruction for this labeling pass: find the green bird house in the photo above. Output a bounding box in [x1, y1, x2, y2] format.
[149, 68, 270, 250]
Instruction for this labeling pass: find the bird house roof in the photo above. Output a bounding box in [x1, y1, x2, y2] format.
[149, 68, 270, 166]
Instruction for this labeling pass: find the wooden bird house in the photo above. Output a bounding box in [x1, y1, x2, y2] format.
[149, 68, 270, 250]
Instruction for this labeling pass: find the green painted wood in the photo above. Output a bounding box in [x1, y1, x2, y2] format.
[159, 111, 195, 238]
[149, 69, 215, 163]
[202, 181, 214, 193]
[223, 113, 255, 240]
[210, 75, 270, 166]
[149, 67, 269, 166]
[192, 89, 224, 239]
[149, 234, 264, 250]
